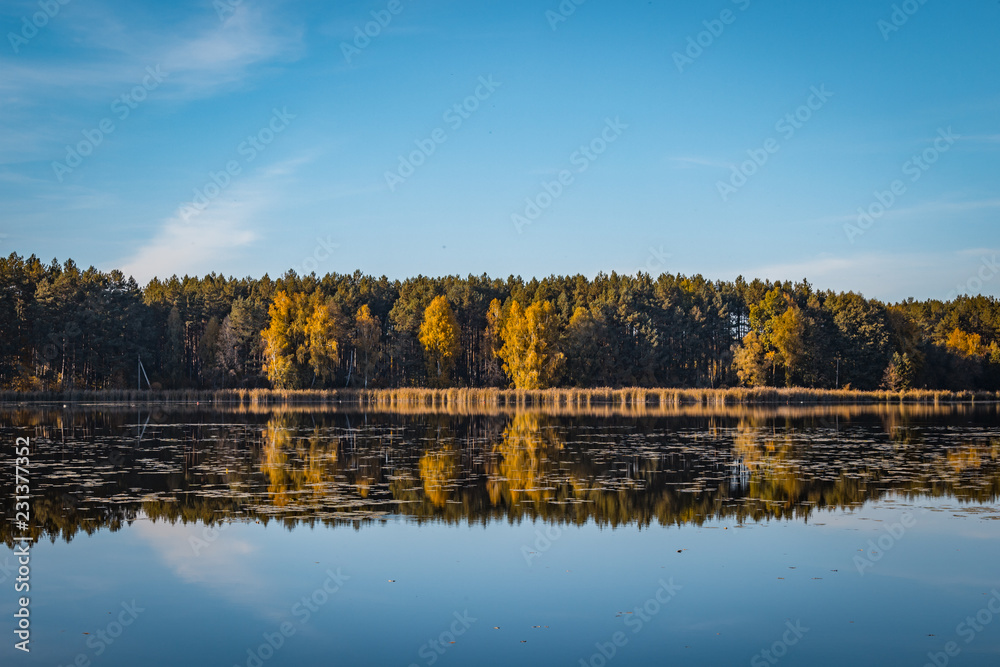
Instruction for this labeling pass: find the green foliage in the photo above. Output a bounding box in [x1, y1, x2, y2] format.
[564, 306, 611, 387]
[2, 253, 1000, 391]
[827, 293, 893, 390]
[352, 304, 381, 388]
[882, 352, 915, 391]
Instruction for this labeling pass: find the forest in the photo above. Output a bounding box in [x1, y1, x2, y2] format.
[1, 252, 998, 392]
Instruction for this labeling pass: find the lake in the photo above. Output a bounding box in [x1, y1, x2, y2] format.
[2, 403, 999, 666]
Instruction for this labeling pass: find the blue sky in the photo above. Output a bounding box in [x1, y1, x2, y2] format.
[1, 0, 997, 301]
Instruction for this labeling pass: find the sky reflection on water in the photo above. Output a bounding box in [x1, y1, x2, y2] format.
[1, 405, 998, 666]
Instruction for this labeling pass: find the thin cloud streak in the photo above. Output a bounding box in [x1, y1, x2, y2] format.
[0, 4, 304, 108]
[725, 249, 1000, 301]
[795, 198, 1000, 228]
[115, 156, 312, 283]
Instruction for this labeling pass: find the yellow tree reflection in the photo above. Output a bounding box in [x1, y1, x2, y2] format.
[489, 413, 563, 507]
[261, 414, 341, 508]
[418, 446, 460, 507]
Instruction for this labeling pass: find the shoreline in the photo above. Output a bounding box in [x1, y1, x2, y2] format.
[2, 386, 997, 410]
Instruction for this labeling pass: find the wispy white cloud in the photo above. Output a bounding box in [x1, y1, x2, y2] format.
[2, 4, 302, 99]
[117, 198, 259, 283]
[0, 4, 303, 161]
[959, 134, 1000, 148]
[132, 518, 257, 587]
[796, 197, 1000, 228]
[724, 249, 1000, 301]
[116, 155, 310, 283]
[129, 519, 295, 619]
[158, 5, 305, 99]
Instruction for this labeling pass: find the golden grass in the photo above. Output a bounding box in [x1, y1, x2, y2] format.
[1, 385, 997, 416]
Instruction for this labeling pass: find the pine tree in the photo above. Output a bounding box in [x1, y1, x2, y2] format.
[353, 304, 381, 388]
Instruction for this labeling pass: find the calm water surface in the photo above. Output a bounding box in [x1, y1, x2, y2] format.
[1, 403, 999, 666]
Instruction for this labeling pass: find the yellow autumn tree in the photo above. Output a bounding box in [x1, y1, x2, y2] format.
[303, 292, 340, 385]
[418, 295, 461, 386]
[734, 289, 808, 387]
[771, 304, 806, 386]
[946, 328, 984, 358]
[733, 330, 770, 387]
[261, 290, 307, 388]
[262, 290, 340, 388]
[499, 300, 564, 389]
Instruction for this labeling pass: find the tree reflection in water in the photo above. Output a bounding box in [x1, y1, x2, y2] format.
[3, 403, 998, 546]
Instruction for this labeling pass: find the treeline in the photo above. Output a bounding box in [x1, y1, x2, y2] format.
[1, 252, 998, 392]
